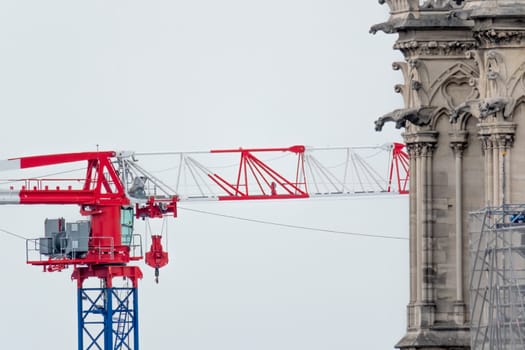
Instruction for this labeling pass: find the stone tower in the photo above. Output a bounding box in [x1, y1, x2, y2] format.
[372, 1, 525, 349]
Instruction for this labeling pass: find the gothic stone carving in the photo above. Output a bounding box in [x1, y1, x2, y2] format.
[420, 0, 464, 10]
[393, 59, 432, 107]
[377, 0, 419, 13]
[452, 97, 516, 122]
[430, 62, 479, 109]
[394, 40, 477, 57]
[475, 30, 525, 47]
[374, 107, 437, 131]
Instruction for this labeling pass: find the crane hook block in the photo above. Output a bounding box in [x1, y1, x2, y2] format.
[145, 235, 169, 282]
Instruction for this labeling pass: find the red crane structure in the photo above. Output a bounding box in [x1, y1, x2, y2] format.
[0, 143, 408, 350]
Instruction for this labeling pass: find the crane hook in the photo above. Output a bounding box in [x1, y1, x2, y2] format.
[145, 235, 169, 284]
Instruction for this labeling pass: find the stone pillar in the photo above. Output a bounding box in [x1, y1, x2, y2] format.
[405, 134, 438, 329]
[479, 125, 515, 206]
[406, 143, 418, 330]
[450, 133, 467, 325]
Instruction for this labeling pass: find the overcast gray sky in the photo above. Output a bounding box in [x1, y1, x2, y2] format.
[0, 1, 409, 349]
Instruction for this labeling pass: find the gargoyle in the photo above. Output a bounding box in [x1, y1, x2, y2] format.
[375, 107, 436, 131]
[369, 21, 395, 34]
[450, 99, 479, 123]
[451, 97, 516, 122]
[479, 97, 515, 119]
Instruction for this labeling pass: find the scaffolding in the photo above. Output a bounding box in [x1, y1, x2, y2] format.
[470, 205, 525, 350]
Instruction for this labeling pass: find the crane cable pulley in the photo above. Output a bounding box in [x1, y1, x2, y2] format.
[144, 217, 169, 283]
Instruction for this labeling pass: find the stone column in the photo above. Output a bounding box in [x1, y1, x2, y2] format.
[479, 133, 494, 205]
[450, 133, 467, 324]
[405, 132, 438, 329]
[479, 126, 515, 206]
[406, 143, 418, 330]
[420, 141, 436, 327]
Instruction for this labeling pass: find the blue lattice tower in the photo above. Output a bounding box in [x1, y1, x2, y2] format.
[73, 266, 143, 350]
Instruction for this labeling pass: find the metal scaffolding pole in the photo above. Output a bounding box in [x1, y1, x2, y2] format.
[470, 205, 525, 350]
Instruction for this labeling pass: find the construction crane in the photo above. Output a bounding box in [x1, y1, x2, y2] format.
[0, 143, 408, 350]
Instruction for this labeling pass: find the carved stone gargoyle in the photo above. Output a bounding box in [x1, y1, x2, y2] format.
[369, 21, 396, 34]
[479, 97, 515, 119]
[450, 97, 516, 123]
[374, 106, 437, 131]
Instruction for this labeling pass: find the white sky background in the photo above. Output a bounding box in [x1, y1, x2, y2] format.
[0, 1, 409, 349]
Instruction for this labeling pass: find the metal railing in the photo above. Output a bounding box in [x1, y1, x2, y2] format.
[26, 234, 143, 265]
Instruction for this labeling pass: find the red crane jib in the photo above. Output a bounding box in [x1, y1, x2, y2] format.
[3, 144, 409, 279]
[208, 145, 309, 200]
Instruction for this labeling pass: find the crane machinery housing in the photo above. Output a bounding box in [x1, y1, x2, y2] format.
[0, 143, 408, 350]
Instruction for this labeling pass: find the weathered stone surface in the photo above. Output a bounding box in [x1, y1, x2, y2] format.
[374, 1, 525, 349]
[396, 327, 470, 348]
